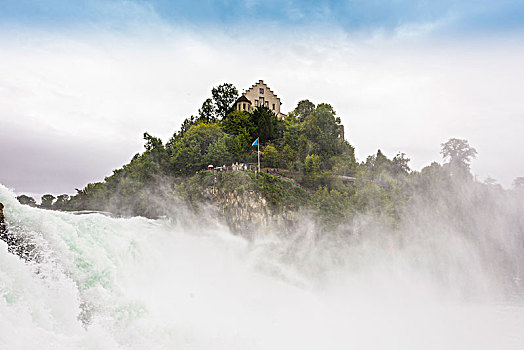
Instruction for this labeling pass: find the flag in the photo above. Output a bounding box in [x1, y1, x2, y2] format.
[252, 138, 259, 146]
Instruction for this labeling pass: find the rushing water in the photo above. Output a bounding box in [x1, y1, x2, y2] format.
[1, 184, 523, 349]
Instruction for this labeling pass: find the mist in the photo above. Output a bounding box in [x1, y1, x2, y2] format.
[2, 1, 524, 347]
[1, 164, 523, 349]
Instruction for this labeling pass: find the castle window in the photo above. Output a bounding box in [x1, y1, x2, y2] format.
[265, 101, 268, 107]
[260, 88, 264, 94]
[243, 103, 246, 110]
[255, 100, 258, 107]
[260, 97, 264, 106]
[272, 103, 275, 110]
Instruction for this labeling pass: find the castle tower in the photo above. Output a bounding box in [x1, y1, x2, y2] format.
[235, 80, 284, 118]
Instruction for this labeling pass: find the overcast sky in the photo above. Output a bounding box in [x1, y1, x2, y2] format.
[1, 0, 524, 197]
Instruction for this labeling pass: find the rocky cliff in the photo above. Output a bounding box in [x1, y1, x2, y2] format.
[174, 171, 309, 237]
[0, 202, 6, 236]
[0, 202, 42, 262]
[203, 188, 298, 237]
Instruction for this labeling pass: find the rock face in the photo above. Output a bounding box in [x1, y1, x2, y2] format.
[204, 189, 297, 237]
[0, 202, 42, 262]
[0, 202, 6, 236]
[213, 190, 270, 236]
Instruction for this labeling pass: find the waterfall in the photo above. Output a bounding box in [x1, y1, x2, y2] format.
[1, 184, 523, 349]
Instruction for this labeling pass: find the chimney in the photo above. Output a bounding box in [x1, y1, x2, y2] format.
[259, 79, 264, 84]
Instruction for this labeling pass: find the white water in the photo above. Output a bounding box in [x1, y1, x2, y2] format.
[1, 184, 523, 349]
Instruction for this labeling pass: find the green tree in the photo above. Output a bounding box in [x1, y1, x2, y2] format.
[198, 98, 216, 123]
[169, 123, 229, 174]
[350, 182, 391, 216]
[166, 115, 197, 150]
[221, 110, 255, 136]
[16, 195, 36, 207]
[142, 132, 169, 171]
[329, 153, 356, 176]
[363, 150, 409, 179]
[212, 83, 239, 119]
[305, 154, 321, 177]
[143, 132, 163, 152]
[440, 138, 477, 173]
[205, 134, 233, 166]
[252, 106, 280, 142]
[368, 149, 388, 169]
[413, 162, 451, 195]
[228, 129, 253, 161]
[303, 103, 341, 161]
[40, 194, 56, 209]
[282, 122, 301, 149]
[294, 100, 315, 122]
[281, 144, 297, 169]
[312, 186, 349, 225]
[296, 134, 312, 166]
[54, 194, 70, 209]
[391, 152, 411, 175]
[263, 145, 280, 168]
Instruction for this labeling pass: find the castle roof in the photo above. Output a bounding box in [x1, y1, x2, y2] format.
[236, 95, 251, 104]
[245, 79, 280, 101]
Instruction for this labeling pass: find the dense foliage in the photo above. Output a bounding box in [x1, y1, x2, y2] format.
[174, 171, 310, 212]
[15, 83, 523, 236]
[38, 83, 354, 216]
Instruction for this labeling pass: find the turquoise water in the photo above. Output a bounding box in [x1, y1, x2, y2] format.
[1, 184, 523, 349]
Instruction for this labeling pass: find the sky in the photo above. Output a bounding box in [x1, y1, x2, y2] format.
[1, 0, 524, 197]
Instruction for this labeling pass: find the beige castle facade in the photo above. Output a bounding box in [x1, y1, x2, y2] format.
[235, 80, 284, 118]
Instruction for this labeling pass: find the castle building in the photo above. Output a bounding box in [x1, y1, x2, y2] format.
[234, 80, 284, 118]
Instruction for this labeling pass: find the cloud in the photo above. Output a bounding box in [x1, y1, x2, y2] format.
[2, 0, 524, 38]
[0, 117, 137, 196]
[394, 15, 456, 39]
[1, 18, 524, 194]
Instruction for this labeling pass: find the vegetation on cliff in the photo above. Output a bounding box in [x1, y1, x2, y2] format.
[174, 171, 309, 212]
[15, 83, 524, 233]
[32, 83, 354, 217]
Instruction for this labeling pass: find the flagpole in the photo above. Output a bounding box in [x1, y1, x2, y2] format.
[257, 139, 260, 174]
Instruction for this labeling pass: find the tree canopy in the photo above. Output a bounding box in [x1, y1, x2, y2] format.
[16, 195, 36, 207]
[49, 82, 508, 234]
[212, 83, 239, 119]
[441, 138, 477, 174]
[40, 194, 56, 209]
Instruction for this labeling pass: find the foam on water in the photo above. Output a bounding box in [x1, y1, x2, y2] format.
[1, 184, 523, 349]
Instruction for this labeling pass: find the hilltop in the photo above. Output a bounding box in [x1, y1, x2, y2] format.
[13, 82, 524, 236]
[38, 82, 359, 219]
